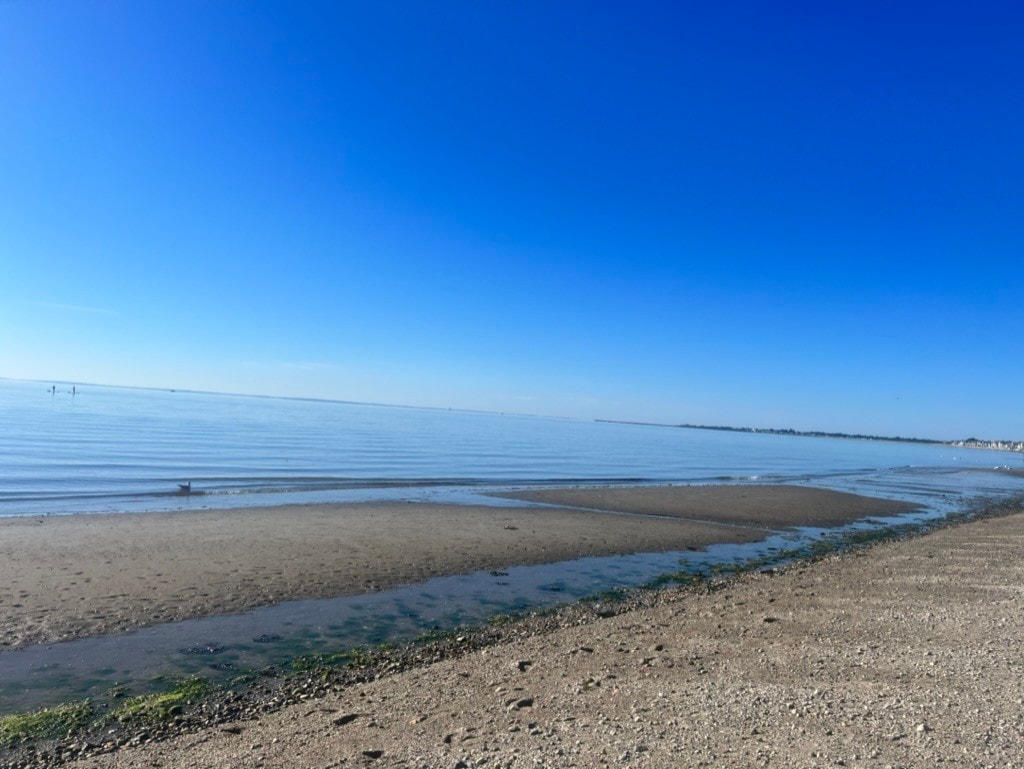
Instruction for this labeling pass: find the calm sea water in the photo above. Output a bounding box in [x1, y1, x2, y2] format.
[1, 377, 1020, 516]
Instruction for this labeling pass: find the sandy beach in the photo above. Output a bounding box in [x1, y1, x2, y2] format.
[0, 485, 915, 650]
[59, 504, 1024, 769]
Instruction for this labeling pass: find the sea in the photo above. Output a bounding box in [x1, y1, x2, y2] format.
[3, 376, 1024, 711]
[1, 377, 1021, 517]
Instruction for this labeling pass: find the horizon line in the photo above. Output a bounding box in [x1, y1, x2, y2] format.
[3, 375, 1019, 448]
[0, 375, 581, 424]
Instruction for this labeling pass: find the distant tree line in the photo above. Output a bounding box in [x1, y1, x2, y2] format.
[673, 423, 943, 444]
[594, 420, 1022, 451]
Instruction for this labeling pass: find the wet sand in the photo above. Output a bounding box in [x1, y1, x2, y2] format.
[0, 486, 914, 650]
[495, 483, 917, 527]
[67, 506, 1024, 769]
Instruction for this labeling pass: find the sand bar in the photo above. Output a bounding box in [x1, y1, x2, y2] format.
[495, 483, 918, 527]
[0, 485, 913, 649]
[64, 505, 1024, 769]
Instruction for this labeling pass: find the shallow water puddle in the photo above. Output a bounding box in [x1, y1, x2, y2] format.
[0, 542, 759, 712]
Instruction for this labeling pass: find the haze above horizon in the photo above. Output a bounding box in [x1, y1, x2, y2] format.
[2, 1, 1021, 438]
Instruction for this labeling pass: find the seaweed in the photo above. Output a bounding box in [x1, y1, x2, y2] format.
[0, 701, 93, 747]
[110, 678, 213, 725]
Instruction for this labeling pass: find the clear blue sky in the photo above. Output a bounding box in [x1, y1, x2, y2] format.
[1, 1, 1021, 439]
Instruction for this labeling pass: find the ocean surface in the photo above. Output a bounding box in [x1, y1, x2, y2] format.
[1, 377, 1021, 517]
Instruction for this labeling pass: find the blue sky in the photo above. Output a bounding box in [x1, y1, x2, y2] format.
[1, 1, 1021, 439]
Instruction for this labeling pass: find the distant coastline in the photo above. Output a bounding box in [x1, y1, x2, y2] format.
[595, 420, 1024, 454]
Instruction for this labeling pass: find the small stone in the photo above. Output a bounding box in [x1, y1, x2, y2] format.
[509, 697, 534, 710]
[361, 749, 384, 759]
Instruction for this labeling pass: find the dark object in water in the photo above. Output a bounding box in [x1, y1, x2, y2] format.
[252, 634, 283, 644]
[489, 570, 509, 577]
[179, 643, 224, 656]
[177, 481, 192, 494]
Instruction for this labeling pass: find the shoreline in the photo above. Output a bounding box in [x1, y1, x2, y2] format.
[1, 466, 1016, 523]
[0, 485, 916, 650]
[5, 496, 1021, 768]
